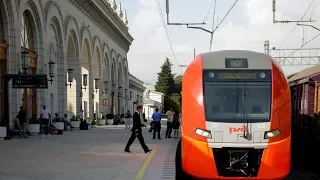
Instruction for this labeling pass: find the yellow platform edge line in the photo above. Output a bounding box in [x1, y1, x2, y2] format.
[135, 146, 158, 180]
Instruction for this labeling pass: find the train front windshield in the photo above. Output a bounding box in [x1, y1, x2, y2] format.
[203, 70, 272, 123]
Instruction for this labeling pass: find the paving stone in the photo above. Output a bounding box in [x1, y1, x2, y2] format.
[1, 126, 317, 180]
[0, 127, 167, 180]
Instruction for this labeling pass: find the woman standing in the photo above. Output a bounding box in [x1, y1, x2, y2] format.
[172, 112, 180, 139]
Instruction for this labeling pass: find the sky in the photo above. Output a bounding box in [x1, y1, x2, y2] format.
[120, 0, 320, 84]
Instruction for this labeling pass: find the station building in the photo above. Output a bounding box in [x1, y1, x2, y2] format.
[0, 0, 143, 127]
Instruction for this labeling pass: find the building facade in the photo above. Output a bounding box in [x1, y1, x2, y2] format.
[128, 73, 145, 114]
[143, 84, 164, 119]
[0, 0, 133, 127]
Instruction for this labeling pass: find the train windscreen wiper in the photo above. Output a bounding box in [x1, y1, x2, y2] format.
[241, 82, 248, 139]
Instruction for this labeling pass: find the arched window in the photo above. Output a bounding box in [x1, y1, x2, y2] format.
[21, 11, 34, 49]
[20, 10, 37, 119]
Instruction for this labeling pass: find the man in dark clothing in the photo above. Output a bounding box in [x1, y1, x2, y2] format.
[17, 106, 28, 138]
[124, 105, 152, 153]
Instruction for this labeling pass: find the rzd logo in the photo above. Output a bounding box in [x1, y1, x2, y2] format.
[229, 126, 248, 134]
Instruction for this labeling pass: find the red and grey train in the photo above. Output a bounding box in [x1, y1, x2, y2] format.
[176, 50, 291, 179]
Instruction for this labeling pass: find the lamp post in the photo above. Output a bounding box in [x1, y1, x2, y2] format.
[112, 83, 116, 94]
[137, 94, 139, 104]
[125, 89, 127, 112]
[129, 90, 132, 100]
[104, 81, 108, 94]
[111, 83, 116, 115]
[66, 68, 74, 88]
[21, 52, 29, 74]
[81, 74, 88, 91]
[118, 86, 122, 96]
[129, 90, 132, 113]
[94, 78, 99, 93]
[48, 61, 55, 85]
[118, 86, 122, 114]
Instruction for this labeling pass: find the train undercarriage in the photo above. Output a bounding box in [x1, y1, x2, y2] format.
[212, 148, 263, 177]
[175, 140, 265, 179]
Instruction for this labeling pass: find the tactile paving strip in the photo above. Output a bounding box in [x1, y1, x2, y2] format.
[161, 144, 176, 179]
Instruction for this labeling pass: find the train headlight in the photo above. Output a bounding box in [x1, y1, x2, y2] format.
[260, 72, 266, 78]
[195, 128, 212, 139]
[264, 129, 281, 139]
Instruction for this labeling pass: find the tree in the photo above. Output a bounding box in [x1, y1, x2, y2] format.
[169, 75, 183, 112]
[174, 75, 182, 94]
[169, 93, 181, 112]
[164, 96, 179, 113]
[155, 57, 175, 95]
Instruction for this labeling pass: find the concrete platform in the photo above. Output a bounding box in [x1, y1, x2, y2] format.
[0, 125, 176, 180]
[0, 126, 319, 180]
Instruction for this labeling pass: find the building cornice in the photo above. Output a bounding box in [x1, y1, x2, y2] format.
[69, 0, 134, 52]
[129, 81, 145, 93]
[129, 73, 144, 84]
[150, 91, 164, 96]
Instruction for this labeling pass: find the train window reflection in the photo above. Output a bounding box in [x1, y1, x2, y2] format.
[204, 81, 271, 122]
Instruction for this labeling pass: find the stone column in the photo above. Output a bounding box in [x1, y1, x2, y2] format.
[0, 41, 8, 125]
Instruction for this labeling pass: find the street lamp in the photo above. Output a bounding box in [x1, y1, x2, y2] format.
[66, 68, 74, 88]
[117, 86, 122, 114]
[118, 86, 122, 97]
[81, 74, 88, 91]
[129, 90, 132, 100]
[104, 81, 108, 94]
[48, 61, 55, 85]
[297, 24, 320, 31]
[21, 52, 29, 74]
[111, 83, 116, 94]
[94, 78, 99, 93]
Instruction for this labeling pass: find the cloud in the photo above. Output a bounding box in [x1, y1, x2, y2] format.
[127, 0, 320, 83]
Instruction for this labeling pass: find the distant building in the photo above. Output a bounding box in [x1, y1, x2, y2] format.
[143, 84, 165, 119]
[128, 74, 145, 114]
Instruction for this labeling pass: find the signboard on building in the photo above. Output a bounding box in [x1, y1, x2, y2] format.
[12, 76, 48, 88]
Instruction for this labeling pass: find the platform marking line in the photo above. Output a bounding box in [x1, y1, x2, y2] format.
[135, 146, 158, 180]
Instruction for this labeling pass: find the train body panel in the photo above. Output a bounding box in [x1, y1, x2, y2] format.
[178, 50, 291, 180]
[202, 50, 271, 70]
[181, 133, 291, 179]
[205, 122, 269, 148]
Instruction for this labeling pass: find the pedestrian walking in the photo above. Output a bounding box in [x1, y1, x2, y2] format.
[40, 105, 51, 138]
[124, 105, 152, 153]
